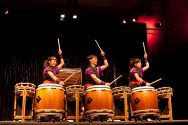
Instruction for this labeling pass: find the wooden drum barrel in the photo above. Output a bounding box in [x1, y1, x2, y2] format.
[130, 86, 159, 115]
[85, 85, 114, 115]
[34, 84, 65, 119]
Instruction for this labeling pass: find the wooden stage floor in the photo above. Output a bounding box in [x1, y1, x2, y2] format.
[1, 120, 188, 125]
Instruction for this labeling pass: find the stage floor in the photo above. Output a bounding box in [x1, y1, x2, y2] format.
[1, 120, 188, 125]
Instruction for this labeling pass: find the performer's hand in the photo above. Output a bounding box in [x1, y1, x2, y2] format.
[58, 49, 62, 56]
[146, 82, 151, 86]
[101, 51, 105, 57]
[144, 52, 147, 59]
[105, 82, 111, 86]
[59, 81, 64, 86]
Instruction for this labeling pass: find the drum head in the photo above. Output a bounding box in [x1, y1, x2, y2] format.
[132, 86, 155, 93]
[37, 83, 64, 90]
[86, 85, 111, 91]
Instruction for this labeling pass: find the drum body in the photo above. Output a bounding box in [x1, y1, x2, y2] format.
[85, 85, 114, 114]
[35, 84, 65, 114]
[131, 86, 159, 114]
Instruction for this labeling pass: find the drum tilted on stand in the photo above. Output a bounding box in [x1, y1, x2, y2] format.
[34, 83, 65, 121]
[84, 85, 114, 121]
[130, 86, 159, 120]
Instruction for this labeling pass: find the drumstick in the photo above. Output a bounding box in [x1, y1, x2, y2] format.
[63, 72, 76, 83]
[95, 39, 103, 51]
[142, 42, 146, 54]
[150, 78, 162, 85]
[110, 75, 122, 85]
[57, 38, 61, 50]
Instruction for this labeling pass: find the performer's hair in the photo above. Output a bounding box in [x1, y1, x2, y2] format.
[129, 58, 141, 68]
[87, 54, 97, 60]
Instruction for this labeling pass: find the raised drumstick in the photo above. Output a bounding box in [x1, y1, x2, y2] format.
[142, 42, 146, 54]
[110, 75, 122, 85]
[95, 39, 103, 51]
[150, 78, 163, 85]
[58, 38, 61, 50]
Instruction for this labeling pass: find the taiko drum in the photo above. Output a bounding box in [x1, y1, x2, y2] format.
[85, 85, 114, 113]
[130, 86, 159, 114]
[35, 84, 65, 113]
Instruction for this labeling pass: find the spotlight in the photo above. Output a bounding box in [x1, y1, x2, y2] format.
[60, 14, 66, 21]
[132, 18, 136, 22]
[72, 14, 78, 19]
[4, 9, 9, 15]
[122, 19, 126, 24]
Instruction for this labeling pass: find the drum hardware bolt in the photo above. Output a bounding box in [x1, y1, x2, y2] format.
[36, 96, 41, 103]
[87, 97, 92, 104]
[134, 98, 140, 104]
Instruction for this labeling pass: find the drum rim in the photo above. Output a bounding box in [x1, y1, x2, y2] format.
[156, 87, 172, 90]
[131, 86, 156, 93]
[132, 86, 155, 90]
[86, 85, 110, 89]
[15, 83, 36, 87]
[37, 84, 64, 90]
[38, 83, 63, 87]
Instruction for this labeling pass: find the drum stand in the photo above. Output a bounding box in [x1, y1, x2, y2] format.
[113, 88, 131, 121]
[65, 88, 84, 122]
[13, 86, 35, 121]
[158, 92, 173, 120]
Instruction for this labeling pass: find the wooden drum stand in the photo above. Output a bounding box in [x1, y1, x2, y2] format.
[112, 86, 132, 121]
[156, 87, 173, 120]
[65, 85, 85, 122]
[13, 83, 36, 121]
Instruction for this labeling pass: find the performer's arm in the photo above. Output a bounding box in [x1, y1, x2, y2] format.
[90, 73, 105, 85]
[100, 51, 109, 70]
[142, 53, 149, 71]
[47, 71, 64, 85]
[134, 73, 149, 85]
[57, 49, 64, 70]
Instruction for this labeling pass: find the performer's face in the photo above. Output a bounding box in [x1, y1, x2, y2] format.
[90, 57, 98, 66]
[49, 58, 57, 67]
[135, 62, 141, 68]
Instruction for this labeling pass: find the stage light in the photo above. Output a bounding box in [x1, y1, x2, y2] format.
[60, 14, 66, 21]
[132, 18, 136, 22]
[122, 19, 126, 24]
[72, 14, 78, 19]
[4, 9, 9, 15]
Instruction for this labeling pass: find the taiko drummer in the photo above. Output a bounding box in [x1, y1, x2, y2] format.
[42, 48, 65, 85]
[128, 52, 151, 89]
[84, 50, 111, 88]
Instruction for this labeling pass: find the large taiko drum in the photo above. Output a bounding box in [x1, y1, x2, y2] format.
[85, 85, 114, 115]
[34, 84, 65, 118]
[130, 86, 159, 115]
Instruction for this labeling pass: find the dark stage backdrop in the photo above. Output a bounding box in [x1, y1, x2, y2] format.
[0, 14, 147, 120]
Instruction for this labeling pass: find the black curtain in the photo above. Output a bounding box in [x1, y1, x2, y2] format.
[0, 14, 147, 120]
